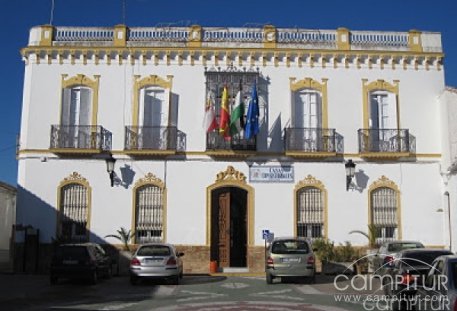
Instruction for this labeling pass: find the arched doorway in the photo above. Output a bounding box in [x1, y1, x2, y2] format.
[211, 186, 247, 268]
[207, 166, 254, 271]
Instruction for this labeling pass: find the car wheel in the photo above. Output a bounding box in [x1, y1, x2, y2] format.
[90, 271, 98, 285]
[130, 275, 139, 285]
[50, 275, 58, 285]
[105, 266, 112, 279]
[309, 274, 316, 284]
[266, 272, 274, 284]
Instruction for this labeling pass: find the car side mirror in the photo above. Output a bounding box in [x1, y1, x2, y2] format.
[177, 252, 185, 257]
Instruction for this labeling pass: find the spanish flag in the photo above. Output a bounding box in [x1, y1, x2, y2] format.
[219, 86, 231, 140]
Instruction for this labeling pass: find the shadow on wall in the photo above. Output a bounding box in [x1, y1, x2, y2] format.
[13, 185, 131, 275]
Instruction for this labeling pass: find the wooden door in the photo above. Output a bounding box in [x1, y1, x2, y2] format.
[218, 192, 230, 267]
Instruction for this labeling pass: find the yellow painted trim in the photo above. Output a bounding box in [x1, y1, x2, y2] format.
[290, 77, 329, 129]
[49, 148, 105, 154]
[39, 25, 54, 47]
[131, 173, 167, 244]
[408, 30, 423, 53]
[61, 74, 100, 126]
[368, 176, 402, 240]
[113, 25, 127, 47]
[132, 75, 173, 128]
[360, 152, 413, 159]
[285, 152, 338, 158]
[337, 28, 350, 50]
[263, 25, 277, 49]
[362, 79, 399, 129]
[188, 25, 202, 48]
[18, 148, 443, 159]
[56, 172, 92, 240]
[294, 175, 328, 239]
[206, 166, 255, 248]
[124, 150, 176, 156]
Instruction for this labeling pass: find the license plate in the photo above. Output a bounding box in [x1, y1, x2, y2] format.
[63, 260, 78, 265]
[282, 258, 300, 263]
[144, 258, 162, 263]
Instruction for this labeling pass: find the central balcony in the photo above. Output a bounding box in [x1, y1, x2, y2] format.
[358, 128, 416, 158]
[206, 131, 256, 156]
[124, 126, 186, 156]
[284, 128, 343, 157]
[50, 125, 112, 154]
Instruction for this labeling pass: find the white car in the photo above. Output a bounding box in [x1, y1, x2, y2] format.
[129, 243, 184, 285]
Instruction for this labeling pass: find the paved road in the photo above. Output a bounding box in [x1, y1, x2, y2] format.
[0, 274, 385, 310]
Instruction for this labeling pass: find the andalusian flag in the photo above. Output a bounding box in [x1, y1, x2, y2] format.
[230, 81, 245, 136]
[203, 91, 217, 132]
[219, 86, 231, 140]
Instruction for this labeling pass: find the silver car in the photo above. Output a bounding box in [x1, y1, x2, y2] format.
[265, 237, 315, 284]
[129, 243, 184, 285]
[372, 240, 424, 277]
[416, 255, 457, 311]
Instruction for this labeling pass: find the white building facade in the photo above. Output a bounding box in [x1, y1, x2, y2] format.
[17, 24, 448, 273]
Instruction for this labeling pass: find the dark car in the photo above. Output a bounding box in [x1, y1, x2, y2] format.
[383, 248, 453, 309]
[415, 255, 457, 311]
[50, 243, 112, 285]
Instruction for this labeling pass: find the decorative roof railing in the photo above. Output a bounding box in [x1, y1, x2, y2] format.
[29, 25, 442, 53]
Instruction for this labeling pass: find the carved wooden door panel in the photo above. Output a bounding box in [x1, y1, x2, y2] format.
[218, 192, 230, 267]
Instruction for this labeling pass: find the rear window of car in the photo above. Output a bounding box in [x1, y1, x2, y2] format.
[451, 263, 457, 286]
[55, 246, 89, 259]
[271, 240, 309, 254]
[387, 243, 424, 252]
[402, 251, 452, 266]
[137, 245, 171, 256]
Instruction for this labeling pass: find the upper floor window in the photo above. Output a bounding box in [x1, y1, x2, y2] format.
[369, 91, 397, 130]
[138, 86, 168, 128]
[61, 86, 92, 126]
[292, 90, 322, 129]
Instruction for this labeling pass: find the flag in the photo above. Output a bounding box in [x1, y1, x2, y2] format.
[244, 83, 259, 139]
[230, 81, 245, 136]
[203, 91, 217, 132]
[219, 86, 231, 140]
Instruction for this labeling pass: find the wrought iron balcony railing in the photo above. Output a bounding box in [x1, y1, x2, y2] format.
[285, 128, 343, 154]
[125, 126, 186, 151]
[206, 131, 256, 151]
[358, 129, 416, 154]
[50, 125, 112, 151]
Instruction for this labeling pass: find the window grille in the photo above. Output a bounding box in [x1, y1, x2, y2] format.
[59, 183, 89, 242]
[135, 185, 164, 243]
[371, 187, 398, 244]
[297, 187, 324, 240]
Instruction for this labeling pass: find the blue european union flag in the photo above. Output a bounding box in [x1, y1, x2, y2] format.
[244, 83, 259, 139]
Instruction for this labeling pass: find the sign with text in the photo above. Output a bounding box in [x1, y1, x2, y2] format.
[249, 166, 294, 183]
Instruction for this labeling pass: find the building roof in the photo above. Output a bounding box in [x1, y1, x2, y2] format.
[0, 181, 16, 194]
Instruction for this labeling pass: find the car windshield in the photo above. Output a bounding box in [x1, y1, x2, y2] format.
[272, 240, 309, 254]
[137, 245, 171, 256]
[387, 243, 423, 252]
[56, 246, 88, 259]
[402, 251, 452, 266]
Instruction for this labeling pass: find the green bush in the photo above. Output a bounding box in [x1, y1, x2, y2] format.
[312, 238, 335, 262]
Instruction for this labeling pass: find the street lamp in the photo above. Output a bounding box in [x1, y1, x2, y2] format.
[105, 153, 116, 187]
[345, 159, 356, 191]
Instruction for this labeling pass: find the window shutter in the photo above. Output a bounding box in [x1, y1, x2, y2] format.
[369, 94, 379, 129]
[61, 88, 71, 125]
[387, 92, 398, 129]
[79, 88, 91, 126]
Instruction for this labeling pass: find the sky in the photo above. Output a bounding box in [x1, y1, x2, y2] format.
[0, 0, 456, 186]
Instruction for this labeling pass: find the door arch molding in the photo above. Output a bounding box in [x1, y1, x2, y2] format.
[206, 166, 254, 247]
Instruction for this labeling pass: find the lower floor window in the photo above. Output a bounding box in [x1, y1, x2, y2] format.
[135, 185, 164, 243]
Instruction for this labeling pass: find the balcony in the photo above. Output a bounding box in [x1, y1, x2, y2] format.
[124, 126, 186, 156]
[50, 125, 112, 154]
[358, 129, 416, 158]
[284, 128, 343, 157]
[206, 131, 256, 156]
